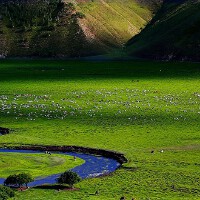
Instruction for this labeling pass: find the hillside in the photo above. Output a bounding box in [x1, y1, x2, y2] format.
[74, 0, 161, 50]
[0, 0, 161, 57]
[127, 0, 200, 61]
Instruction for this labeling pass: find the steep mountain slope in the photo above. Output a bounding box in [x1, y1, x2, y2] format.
[0, 0, 161, 57]
[74, 0, 161, 49]
[127, 0, 200, 61]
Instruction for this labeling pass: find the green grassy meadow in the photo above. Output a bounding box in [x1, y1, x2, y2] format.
[0, 60, 200, 199]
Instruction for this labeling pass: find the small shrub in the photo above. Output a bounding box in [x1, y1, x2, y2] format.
[57, 171, 81, 188]
[4, 174, 18, 186]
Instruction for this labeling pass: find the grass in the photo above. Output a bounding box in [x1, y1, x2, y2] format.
[0, 152, 84, 178]
[76, 0, 153, 47]
[127, 1, 200, 61]
[0, 60, 199, 199]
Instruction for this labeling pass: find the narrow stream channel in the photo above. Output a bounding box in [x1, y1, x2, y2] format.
[0, 149, 120, 187]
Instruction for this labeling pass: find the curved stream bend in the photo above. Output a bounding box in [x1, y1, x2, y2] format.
[0, 149, 120, 187]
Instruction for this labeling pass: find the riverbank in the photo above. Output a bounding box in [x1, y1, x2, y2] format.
[3, 145, 127, 164]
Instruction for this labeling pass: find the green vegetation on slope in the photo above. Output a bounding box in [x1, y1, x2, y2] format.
[0, 152, 84, 178]
[0, 185, 15, 200]
[0, 0, 161, 57]
[0, 60, 200, 199]
[0, 1, 90, 57]
[75, 0, 159, 49]
[127, 0, 200, 61]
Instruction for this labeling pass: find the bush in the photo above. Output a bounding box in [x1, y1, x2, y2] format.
[4, 173, 34, 188]
[17, 173, 34, 187]
[0, 185, 15, 200]
[4, 174, 18, 186]
[57, 171, 81, 188]
[0, 192, 8, 200]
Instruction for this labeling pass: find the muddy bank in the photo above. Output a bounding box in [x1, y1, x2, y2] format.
[4, 145, 127, 164]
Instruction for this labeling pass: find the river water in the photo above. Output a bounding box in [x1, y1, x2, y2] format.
[0, 149, 120, 187]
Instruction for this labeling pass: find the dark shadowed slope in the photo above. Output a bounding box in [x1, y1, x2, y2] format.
[127, 0, 200, 61]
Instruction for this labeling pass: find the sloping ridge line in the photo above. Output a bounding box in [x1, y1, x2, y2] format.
[5, 145, 128, 164]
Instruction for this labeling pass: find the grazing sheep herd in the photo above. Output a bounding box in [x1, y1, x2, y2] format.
[0, 89, 199, 123]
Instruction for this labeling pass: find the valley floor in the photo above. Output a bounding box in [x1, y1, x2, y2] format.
[0, 60, 200, 199]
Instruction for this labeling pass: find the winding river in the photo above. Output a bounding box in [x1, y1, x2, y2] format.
[0, 149, 120, 187]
